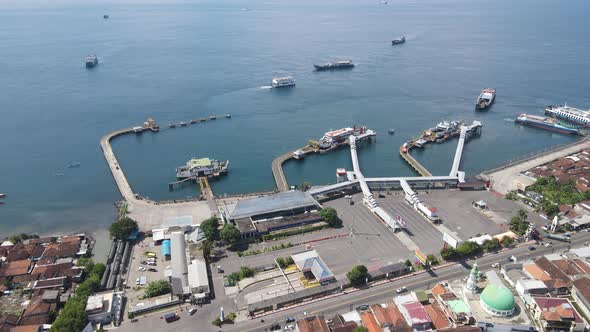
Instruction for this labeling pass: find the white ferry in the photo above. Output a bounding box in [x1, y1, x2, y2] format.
[545, 105, 590, 128]
[271, 76, 296, 88]
[176, 158, 229, 179]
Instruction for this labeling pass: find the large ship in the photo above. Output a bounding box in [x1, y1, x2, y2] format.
[85, 55, 98, 68]
[317, 126, 374, 150]
[271, 76, 296, 88]
[475, 88, 496, 110]
[515, 113, 580, 135]
[314, 60, 354, 71]
[176, 158, 229, 179]
[391, 36, 405, 45]
[545, 105, 590, 128]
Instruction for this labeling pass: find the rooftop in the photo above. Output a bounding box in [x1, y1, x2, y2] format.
[296, 315, 329, 332]
[292, 250, 334, 282]
[230, 191, 320, 220]
[403, 301, 431, 325]
[188, 158, 211, 168]
[360, 312, 381, 332]
[0, 259, 31, 277]
[533, 297, 582, 323]
[572, 277, 590, 304]
[480, 285, 515, 311]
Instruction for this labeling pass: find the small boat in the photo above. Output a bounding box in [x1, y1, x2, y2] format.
[84, 55, 98, 68]
[179, 121, 187, 126]
[475, 88, 496, 110]
[241, 8, 251, 11]
[55, 173, 65, 177]
[380, 1, 388, 4]
[225, 114, 232, 118]
[103, 14, 109, 19]
[388, 129, 395, 135]
[272, 76, 296, 88]
[190, 119, 197, 124]
[66, 162, 81, 168]
[209, 115, 217, 120]
[170, 123, 176, 128]
[392, 36, 406, 45]
[0, 193, 6, 199]
[200, 117, 207, 121]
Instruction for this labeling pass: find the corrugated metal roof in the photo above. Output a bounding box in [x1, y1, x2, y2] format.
[230, 191, 320, 220]
[161, 240, 171, 256]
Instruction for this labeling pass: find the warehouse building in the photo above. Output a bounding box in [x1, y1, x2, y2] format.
[223, 191, 323, 238]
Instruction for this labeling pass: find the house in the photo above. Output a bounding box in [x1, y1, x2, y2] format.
[529, 297, 584, 332]
[424, 304, 450, 330]
[0, 260, 32, 278]
[86, 291, 123, 325]
[515, 279, 549, 298]
[295, 315, 329, 332]
[571, 277, 590, 319]
[0, 315, 18, 332]
[400, 301, 432, 331]
[19, 297, 55, 325]
[360, 312, 381, 332]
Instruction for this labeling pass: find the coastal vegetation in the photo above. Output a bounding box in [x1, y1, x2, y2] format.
[50, 261, 105, 332]
[109, 216, 138, 240]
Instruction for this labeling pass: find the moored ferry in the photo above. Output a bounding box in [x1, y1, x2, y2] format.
[176, 157, 229, 179]
[271, 76, 296, 88]
[545, 105, 590, 128]
[515, 113, 580, 135]
[85, 55, 98, 68]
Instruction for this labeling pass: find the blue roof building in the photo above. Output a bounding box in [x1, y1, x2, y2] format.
[161, 239, 171, 257]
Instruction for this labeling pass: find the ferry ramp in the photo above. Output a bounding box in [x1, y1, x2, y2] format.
[399, 145, 433, 177]
[449, 126, 467, 178]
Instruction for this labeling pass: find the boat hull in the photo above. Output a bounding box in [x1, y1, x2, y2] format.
[515, 118, 579, 135]
[314, 64, 354, 71]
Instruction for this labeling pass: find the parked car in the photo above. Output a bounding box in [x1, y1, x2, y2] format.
[138, 266, 146, 271]
[188, 308, 197, 315]
[164, 313, 179, 323]
[285, 317, 295, 323]
[270, 323, 281, 331]
[356, 304, 370, 311]
[148, 268, 157, 272]
[528, 246, 536, 251]
[491, 263, 500, 268]
[135, 278, 140, 285]
[396, 287, 407, 293]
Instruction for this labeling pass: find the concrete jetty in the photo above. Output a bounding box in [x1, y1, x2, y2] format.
[100, 126, 211, 230]
[399, 144, 433, 177]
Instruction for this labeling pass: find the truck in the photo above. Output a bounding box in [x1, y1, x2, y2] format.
[546, 233, 571, 243]
[416, 202, 440, 223]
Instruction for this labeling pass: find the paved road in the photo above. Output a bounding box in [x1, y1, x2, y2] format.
[120, 231, 590, 332]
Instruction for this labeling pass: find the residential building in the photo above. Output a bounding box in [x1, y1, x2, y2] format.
[85, 291, 123, 325]
[529, 297, 584, 332]
[571, 277, 590, 319]
[360, 312, 381, 332]
[295, 315, 329, 332]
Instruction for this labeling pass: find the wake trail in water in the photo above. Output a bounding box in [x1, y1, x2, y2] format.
[259, 86, 272, 89]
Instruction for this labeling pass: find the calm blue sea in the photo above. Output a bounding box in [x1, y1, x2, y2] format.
[1, 0, 589, 235]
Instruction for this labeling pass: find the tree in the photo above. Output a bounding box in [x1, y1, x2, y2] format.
[404, 259, 412, 267]
[91, 263, 106, 278]
[201, 217, 220, 241]
[353, 327, 369, 332]
[502, 236, 515, 247]
[320, 207, 342, 227]
[238, 266, 255, 279]
[220, 224, 241, 244]
[482, 238, 501, 252]
[109, 217, 138, 240]
[76, 257, 94, 273]
[517, 209, 528, 221]
[276, 257, 287, 269]
[144, 280, 171, 298]
[347, 265, 368, 286]
[545, 204, 560, 218]
[426, 254, 439, 266]
[440, 247, 458, 260]
[456, 241, 480, 256]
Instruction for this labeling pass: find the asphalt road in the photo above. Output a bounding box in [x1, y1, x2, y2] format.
[121, 232, 590, 332]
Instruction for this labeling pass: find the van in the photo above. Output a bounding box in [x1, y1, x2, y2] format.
[164, 312, 178, 323]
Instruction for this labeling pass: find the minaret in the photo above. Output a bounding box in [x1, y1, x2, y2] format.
[466, 262, 480, 294]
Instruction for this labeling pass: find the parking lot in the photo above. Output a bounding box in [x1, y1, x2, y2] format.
[126, 241, 171, 310]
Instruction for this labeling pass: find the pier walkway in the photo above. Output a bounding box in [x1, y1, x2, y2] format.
[271, 151, 295, 192]
[449, 126, 467, 179]
[399, 145, 433, 177]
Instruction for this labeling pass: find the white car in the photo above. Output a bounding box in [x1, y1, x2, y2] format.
[491, 263, 499, 268]
[188, 308, 197, 315]
[135, 278, 140, 285]
[396, 287, 407, 293]
[138, 266, 146, 271]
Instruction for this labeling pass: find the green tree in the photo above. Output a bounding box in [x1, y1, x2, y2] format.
[91, 263, 106, 278]
[456, 241, 480, 256]
[144, 280, 171, 298]
[109, 217, 138, 240]
[238, 266, 255, 279]
[482, 238, 501, 252]
[200, 240, 212, 258]
[426, 254, 439, 266]
[404, 259, 412, 267]
[220, 224, 241, 244]
[347, 265, 368, 286]
[353, 327, 369, 332]
[517, 209, 528, 221]
[76, 257, 94, 273]
[545, 204, 560, 218]
[440, 247, 458, 260]
[201, 217, 220, 241]
[502, 236, 515, 247]
[276, 257, 287, 269]
[320, 207, 342, 227]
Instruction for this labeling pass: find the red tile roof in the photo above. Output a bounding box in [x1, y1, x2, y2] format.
[0, 260, 31, 277]
[371, 305, 390, 326]
[431, 283, 448, 297]
[403, 302, 431, 326]
[9, 325, 41, 332]
[573, 277, 590, 304]
[424, 304, 450, 329]
[385, 303, 408, 327]
[296, 316, 330, 332]
[533, 297, 582, 323]
[360, 312, 381, 332]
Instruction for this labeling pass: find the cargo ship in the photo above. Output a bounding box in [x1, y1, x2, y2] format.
[314, 60, 354, 71]
[391, 36, 405, 45]
[176, 158, 229, 179]
[515, 114, 580, 135]
[475, 88, 495, 110]
[85, 55, 98, 68]
[545, 105, 590, 128]
[271, 76, 296, 88]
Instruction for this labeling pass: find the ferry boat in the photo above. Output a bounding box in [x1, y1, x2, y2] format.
[225, 114, 231, 118]
[318, 127, 356, 149]
[271, 76, 296, 88]
[103, 14, 109, 19]
[475, 88, 496, 110]
[84, 55, 98, 68]
[545, 105, 590, 128]
[179, 121, 187, 127]
[0, 193, 6, 199]
[391, 36, 405, 45]
[314, 60, 354, 71]
[209, 115, 217, 120]
[176, 158, 229, 179]
[515, 113, 580, 135]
